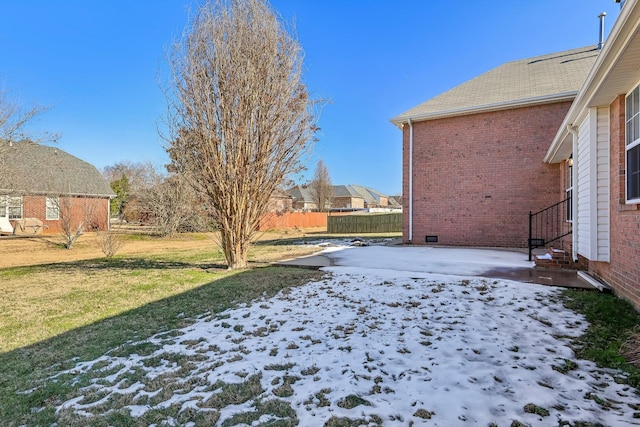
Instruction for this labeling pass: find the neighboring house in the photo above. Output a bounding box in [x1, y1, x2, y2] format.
[388, 195, 403, 209]
[331, 185, 365, 210]
[544, 0, 640, 306]
[346, 185, 390, 208]
[391, 45, 599, 247]
[267, 190, 293, 213]
[332, 184, 401, 210]
[0, 140, 114, 234]
[288, 185, 317, 211]
[288, 184, 395, 211]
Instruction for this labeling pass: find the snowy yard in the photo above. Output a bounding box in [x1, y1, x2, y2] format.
[50, 246, 639, 426]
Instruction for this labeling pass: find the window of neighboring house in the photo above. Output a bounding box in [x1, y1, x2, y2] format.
[46, 197, 59, 220]
[626, 85, 640, 202]
[0, 195, 23, 220]
[566, 158, 573, 221]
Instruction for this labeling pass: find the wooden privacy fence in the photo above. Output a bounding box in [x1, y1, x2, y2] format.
[259, 211, 327, 231]
[327, 213, 402, 233]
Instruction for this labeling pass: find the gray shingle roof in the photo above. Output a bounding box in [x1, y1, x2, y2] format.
[333, 185, 387, 205]
[332, 185, 362, 199]
[287, 185, 314, 202]
[0, 140, 115, 197]
[391, 45, 599, 124]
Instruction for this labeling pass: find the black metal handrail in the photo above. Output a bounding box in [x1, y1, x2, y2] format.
[528, 197, 572, 261]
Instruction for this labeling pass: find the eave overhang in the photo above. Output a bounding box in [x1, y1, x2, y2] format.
[390, 93, 578, 128]
[545, 0, 640, 163]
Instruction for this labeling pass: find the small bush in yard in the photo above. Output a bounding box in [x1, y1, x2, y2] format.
[98, 230, 123, 257]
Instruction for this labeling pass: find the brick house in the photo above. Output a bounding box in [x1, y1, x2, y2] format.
[0, 140, 114, 234]
[288, 184, 394, 211]
[287, 185, 318, 211]
[331, 185, 365, 210]
[392, 0, 640, 308]
[391, 46, 598, 247]
[544, 0, 640, 306]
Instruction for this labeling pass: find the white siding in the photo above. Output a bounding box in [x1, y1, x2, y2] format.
[575, 107, 610, 262]
[596, 107, 610, 262]
[576, 113, 591, 258]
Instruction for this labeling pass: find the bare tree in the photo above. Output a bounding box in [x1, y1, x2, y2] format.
[309, 159, 333, 212]
[0, 89, 57, 144]
[143, 172, 207, 237]
[102, 161, 156, 195]
[165, 0, 318, 269]
[1, 90, 58, 193]
[103, 161, 162, 223]
[97, 229, 123, 257]
[52, 195, 97, 249]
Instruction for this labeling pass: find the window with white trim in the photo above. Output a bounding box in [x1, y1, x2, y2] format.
[0, 195, 23, 219]
[46, 197, 59, 220]
[626, 85, 640, 202]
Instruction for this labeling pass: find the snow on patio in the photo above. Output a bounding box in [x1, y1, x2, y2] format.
[52, 246, 639, 425]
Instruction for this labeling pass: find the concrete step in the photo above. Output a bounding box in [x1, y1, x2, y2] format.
[534, 248, 575, 269]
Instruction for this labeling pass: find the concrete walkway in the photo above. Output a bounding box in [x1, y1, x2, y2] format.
[275, 245, 597, 290]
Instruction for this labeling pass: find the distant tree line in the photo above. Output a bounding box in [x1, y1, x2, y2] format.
[103, 161, 213, 237]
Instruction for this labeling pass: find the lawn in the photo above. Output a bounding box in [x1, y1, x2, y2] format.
[1, 231, 640, 426]
[0, 230, 396, 425]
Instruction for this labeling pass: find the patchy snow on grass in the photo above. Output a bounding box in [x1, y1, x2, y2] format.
[50, 247, 639, 426]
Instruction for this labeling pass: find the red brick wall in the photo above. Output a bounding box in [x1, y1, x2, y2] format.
[333, 197, 364, 209]
[403, 102, 570, 247]
[16, 195, 110, 234]
[590, 95, 640, 306]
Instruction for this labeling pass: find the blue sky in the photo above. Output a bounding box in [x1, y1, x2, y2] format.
[0, 1, 623, 196]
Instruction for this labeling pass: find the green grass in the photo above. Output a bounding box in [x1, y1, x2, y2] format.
[0, 255, 321, 426]
[562, 288, 640, 387]
[3, 230, 639, 426]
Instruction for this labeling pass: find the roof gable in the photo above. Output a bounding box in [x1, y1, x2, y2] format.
[391, 46, 599, 124]
[0, 141, 115, 197]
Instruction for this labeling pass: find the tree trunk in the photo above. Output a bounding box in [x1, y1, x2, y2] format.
[220, 226, 249, 269]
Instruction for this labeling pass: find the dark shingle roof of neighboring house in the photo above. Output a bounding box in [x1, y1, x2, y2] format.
[391, 45, 599, 124]
[0, 140, 115, 197]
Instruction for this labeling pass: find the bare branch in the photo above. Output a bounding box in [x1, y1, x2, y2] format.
[0, 89, 59, 144]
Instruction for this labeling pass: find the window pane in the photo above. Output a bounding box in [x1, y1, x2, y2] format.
[46, 197, 59, 220]
[7, 197, 22, 219]
[8, 206, 22, 220]
[632, 87, 640, 117]
[628, 144, 640, 201]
